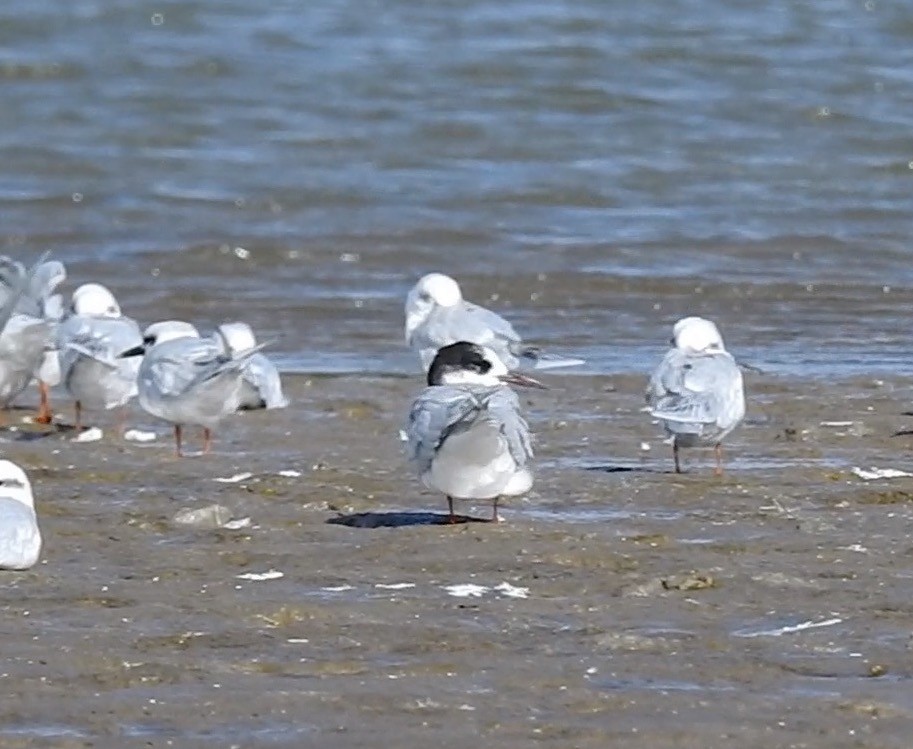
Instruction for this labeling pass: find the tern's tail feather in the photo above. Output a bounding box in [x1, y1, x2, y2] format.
[201, 341, 272, 384]
[519, 348, 585, 371]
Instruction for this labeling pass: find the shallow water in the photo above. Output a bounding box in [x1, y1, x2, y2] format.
[1, 0, 912, 379]
[2, 1, 913, 747]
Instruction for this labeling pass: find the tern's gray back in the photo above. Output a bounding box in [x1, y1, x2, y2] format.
[141, 337, 225, 396]
[58, 315, 143, 372]
[647, 348, 745, 443]
[412, 302, 522, 370]
[58, 314, 143, 409]
[138, 336, 254, 428]
[406, 384, 532, 475]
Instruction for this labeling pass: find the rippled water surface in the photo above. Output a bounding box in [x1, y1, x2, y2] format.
[2, 0, 912, 376]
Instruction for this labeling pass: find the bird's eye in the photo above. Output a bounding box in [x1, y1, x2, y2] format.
[419, 291, 432, 302]
[108, 306, 117, 314]
[143, 335, 155, 345]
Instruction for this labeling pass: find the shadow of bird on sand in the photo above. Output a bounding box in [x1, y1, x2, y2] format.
[327, 511, 492, 528]
[583, 464, 659, 474]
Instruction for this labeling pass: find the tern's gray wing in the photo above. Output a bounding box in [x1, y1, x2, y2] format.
[0, 254, 45, 336]
[450, 302, 585, 371]
[484, 387, 534, 467]
[412, 302, 522, 370]
[146, 337, 226, 397]
[25, 260, 66, 319]
[406, 386, 487, 475]
[648, 352, 743, 431]
[241, 353, 288, 409]
[646, 348, 684, 407]
[414, 301, 583, 372]
[0, 258, 25, 309]
[147, 337, 267, 397]
[59, 315, 142, 373]
[0, 258, 63, 320]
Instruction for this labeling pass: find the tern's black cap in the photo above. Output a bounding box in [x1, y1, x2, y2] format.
[427, 341, 492, 386]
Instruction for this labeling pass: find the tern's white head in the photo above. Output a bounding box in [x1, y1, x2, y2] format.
[672, 316, 726, 354]
[215, 322, 257, 355]
[143, 320, 200, 347]
[427, 341, 545, 389]
[405, 273, 463, 341]
[0, 460, 34, 510]
[71, 283, 121, 318]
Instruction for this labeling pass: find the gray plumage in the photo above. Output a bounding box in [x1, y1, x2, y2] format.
[0, 317, 50, 405]
[138, 335, 264, 431]
[647, 349, 745, 447]
[0, 256, 56, 406]
[405, 273, 583, 372]
[407, 384, 533, 501]
[412, 303, 530, 372]
[212, 323, 287, 410]
[646, 316, 745, 473]
[57, 315, 143, 411]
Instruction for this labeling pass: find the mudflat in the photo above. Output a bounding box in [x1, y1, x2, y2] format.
[2, 369, 912, 748]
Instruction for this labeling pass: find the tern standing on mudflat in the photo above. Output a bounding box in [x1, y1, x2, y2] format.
[0, 257, 67, 422]
[57, 283, 143, 432]
[0, 256, 60, 421]
[405, 341, 543, 523]
[121, 320, 265, 456]
[646, 316, 745, 475]
[405, 273, 583, 373]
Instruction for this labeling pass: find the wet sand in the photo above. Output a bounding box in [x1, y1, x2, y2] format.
[2, 370, 913, 748]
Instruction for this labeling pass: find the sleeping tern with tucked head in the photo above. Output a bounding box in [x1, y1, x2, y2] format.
[405, 341, 544, 523]
[405, 273, 584, 373]
[646, 316, 746, 475]
[120, 320, 266, 457]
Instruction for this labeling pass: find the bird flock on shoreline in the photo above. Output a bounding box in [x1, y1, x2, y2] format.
[0, 259, 745, 570]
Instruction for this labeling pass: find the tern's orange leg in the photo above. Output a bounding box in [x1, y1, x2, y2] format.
[174, 424, 183, 458]
[202, 427, 213, 455]
[714, 443, 724, 477]
[35, 381, 53, 424]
